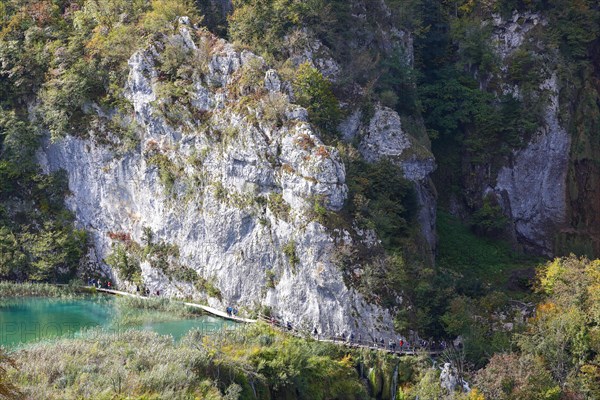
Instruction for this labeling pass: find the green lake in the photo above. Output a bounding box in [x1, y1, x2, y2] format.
[0, 296, 235, 348]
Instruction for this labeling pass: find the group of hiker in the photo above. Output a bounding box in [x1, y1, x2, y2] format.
[345, 332, 446, 352]
[266, 316, 294, 331]
[262, 313, 445, 354]
[88, 278, 112, 290]
[225, 306, 238, 317]
[371, 336, 412, 351]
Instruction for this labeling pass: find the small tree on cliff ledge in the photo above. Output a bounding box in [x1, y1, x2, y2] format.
[292, 62, 340, 141]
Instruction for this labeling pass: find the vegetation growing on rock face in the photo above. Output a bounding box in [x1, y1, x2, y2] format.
[105, 243, 142, 283]
[0, 0, 600, 397]
[0, 0, 207, 283]
[0, 110, 87, 282]
[291, 62, 340, 140]
[416, 0, 600, 258]
[228, 0, 334, 62]
[282, 240, 299, 271]
[346, 158, 417, 249]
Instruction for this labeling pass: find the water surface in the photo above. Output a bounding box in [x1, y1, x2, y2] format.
[0, 296, 234, 347]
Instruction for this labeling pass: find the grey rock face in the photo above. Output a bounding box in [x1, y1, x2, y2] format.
[284, 29, 341, 80]
[360, 107, 413, 164]
[487, 14, 569, 254]
[494, 74, 570, 254]
[491, 11, 545, 60]
[264, 69, 282, 93]
[359, 107, 435, 180]
[38, 27, 395, 337]
[343, 106, 437, 255]
[440, 363, 459, 393]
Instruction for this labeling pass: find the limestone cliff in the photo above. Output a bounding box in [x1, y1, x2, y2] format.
[444, 12, 574, 256]
[490, 13, 570, 255]
[493, 74, 570, 255]
[39, 21, 397, 337]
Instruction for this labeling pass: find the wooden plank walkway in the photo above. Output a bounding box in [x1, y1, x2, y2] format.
[92, 287, 441, 356]
[256, 315, 443, 356]
[92, 287, 257, 323]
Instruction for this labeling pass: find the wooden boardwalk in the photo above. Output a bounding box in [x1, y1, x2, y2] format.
[256, 315, 443, 356]
[93, 287, 441, 356]
[92, 287, 257, 323]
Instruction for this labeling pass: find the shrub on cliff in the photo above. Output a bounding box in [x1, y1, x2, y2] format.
[228, 0, 333, 60]
[292, 62, 340, 141]
[0, 110, 87, 282]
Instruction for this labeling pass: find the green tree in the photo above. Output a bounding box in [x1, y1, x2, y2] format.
[292, 62, 340, 140]
[22, 224, 87, 282]
[376, 49, 419, 114]
[105, 244, 141, 282]
[346, 158, 416, 248]
[471, 196, 510, 237]
[0, 226, 26, 279]
[546, 0, 599, 60]
[228, 0, 332, 60]
[475, 353, 560, 400]
[442, 292, 514, 367]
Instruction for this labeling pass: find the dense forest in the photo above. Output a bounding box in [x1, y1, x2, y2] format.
[0, 0, 599, 398]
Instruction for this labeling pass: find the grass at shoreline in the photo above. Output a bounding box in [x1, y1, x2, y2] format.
[112, 296, 207, 326]
[7, 324, 371, 400]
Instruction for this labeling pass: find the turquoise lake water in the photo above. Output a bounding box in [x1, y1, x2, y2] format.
[0, 296, 235, 347]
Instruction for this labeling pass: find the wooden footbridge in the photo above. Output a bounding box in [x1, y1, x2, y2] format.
[93, 287, 443, 356]
[93, 287, 256, 323]
[255, 314, 444, 356]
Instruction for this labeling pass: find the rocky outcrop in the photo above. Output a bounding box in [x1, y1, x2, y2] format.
[284, 29, 341, 80]
[494, 74, 570, 254]
[341, 106, 437, 256]
[38, 23, 395, 337]
[490, 11, 546, 60]
[487, 13, 569, 254]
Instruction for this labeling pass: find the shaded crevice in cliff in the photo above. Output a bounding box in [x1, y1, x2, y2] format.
[562, 37, 600, 257]
[420, 8, 600, 258]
